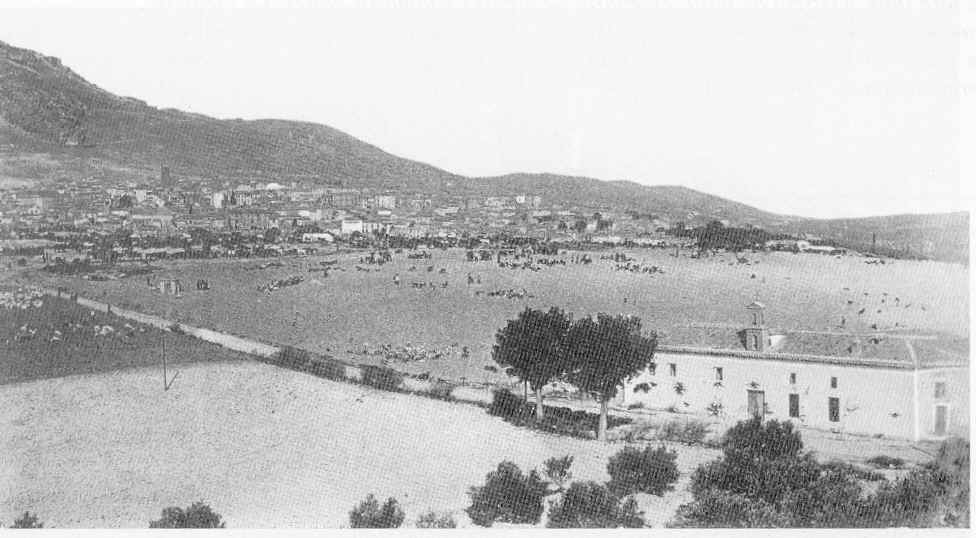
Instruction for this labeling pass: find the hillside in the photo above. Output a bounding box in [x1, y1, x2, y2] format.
[0, 40, 458, 189]
[0, 40, 967, 261]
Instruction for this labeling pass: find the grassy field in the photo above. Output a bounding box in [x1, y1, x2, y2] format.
[0, 360, 720, 528]
[20, 247, 969, 383]
[0, 293, 247, 386]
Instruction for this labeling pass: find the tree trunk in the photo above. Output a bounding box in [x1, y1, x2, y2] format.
[535, 386, 545, 419]
[523, 380, 529, 404]
[597, 398, 609, 441]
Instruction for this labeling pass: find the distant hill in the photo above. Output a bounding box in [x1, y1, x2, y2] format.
[0, 40, 967, 262]
[773, 212, 969, 264]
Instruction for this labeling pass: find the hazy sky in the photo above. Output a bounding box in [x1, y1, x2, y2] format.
[0, 1, 967, 218]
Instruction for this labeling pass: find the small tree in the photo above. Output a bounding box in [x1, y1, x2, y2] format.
[11, 511, 43, 529]
[492, 307, 573, 419]
[543, 455, 574, 491]
[349, 494, 405, 528]
[564, 314, 656, 440]
[149, 502, 225, 528]
[607, 445, 680, 496]
[466, 461, 548, 527]
[547, 481, 644, 528]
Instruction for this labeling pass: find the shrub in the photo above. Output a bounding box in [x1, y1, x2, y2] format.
[626, 402, 645, 410]
[670, 488, 789, 528]
[633, 382, 651, 393]
[11, 511, 43, 529]
[488, 390, 631, 440]
[866, 455, 905, 469]
[543, 455, 574, 490]
[547, 481, 644, 528]
[607, 445, 680, 496]
[314, 357, 347, 381]
[149, 502, 225, 528]
[427, 381, 456, 401]
[415, 510, 457, 528]
[466, 461, 548, 527]
[360, 365, 403, 392]
[657, 420, 709, 445]
[276, 345, 313, 369]
[705, 401, 723, 417]
[488, 389, 527, 419]
[168, 323, 185, 335]
[349, 494, 405, 528]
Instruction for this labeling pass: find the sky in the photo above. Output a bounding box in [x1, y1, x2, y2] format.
[0, 1, 968, 219]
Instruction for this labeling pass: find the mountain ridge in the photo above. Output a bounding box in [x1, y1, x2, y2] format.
[0, 39, 967, 261]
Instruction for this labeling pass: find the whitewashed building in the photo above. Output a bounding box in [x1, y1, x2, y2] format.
[620, 302, 968, 441]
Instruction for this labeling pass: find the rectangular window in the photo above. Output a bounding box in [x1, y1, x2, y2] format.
[830, 377, 837, 389]
[669, 363, 677, 377]
[648, 363, 657, 376]
[934, 382, 946, 399]
[789, 394, 800, 418]
[715, 367, 723, 381]
[789, 373, 796, 384]
[828, 397, 840, 422]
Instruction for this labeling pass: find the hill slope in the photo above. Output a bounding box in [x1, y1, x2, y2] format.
[0, 40, 967, 261]
[0, 40, 458, 188]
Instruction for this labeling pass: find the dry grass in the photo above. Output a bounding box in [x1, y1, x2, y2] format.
[0, 361, 718, 527]
[24, 248, 968, 384]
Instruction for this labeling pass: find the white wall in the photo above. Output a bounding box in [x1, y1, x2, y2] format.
[917, 367, 970, 439]
[620, 350, 920, 439]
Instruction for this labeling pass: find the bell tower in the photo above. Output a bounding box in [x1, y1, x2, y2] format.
[744, 300, 769, 352]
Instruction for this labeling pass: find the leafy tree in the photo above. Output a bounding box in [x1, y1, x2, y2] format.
[466, 461, 548, 527]
[11, 511, 44, 529]
[492, 307, 573, 419]
[149, 502, 225, 528]
[564, 314, 656, 440]
[573, 219, 588, 233]
[348, 494, 405, 528]
[547, 481, 644, 528]
[607, 445, 679, 496]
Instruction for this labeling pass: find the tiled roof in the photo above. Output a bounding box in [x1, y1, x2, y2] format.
[658, 324, 967, 369]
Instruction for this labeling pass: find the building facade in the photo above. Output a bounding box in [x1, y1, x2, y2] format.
[620, 304, 968, 441]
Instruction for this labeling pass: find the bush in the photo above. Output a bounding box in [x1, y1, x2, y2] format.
[866, 455, 905, 469]
[547, 481, 644, 528]
[415, 510, 457, 528]
[360, 365, 404, 392]
[427, 381, 456, 401]
[657, 420, 708, 445]
[543, 455, 574, 491]
[607, 445, 680, 496]
[149, 502, 225, 528]
[168, 323, 185, 335]
[349, 494, 405, 528]
[670, 488, 789, 528]
[466, 461, 548, 527]
[11, 511, 43, 529]
[276, 345, 313, 369]
[313, 357, 347, 381]
[487, 390, 631, 440]
[488, 389, 527, 419]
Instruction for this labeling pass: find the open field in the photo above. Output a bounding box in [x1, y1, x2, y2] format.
[0, 360, 720, 528]
[0, 292, 247, 386]
[21, 247, 969, 383]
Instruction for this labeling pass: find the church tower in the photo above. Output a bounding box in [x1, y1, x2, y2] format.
[744, 301, 769, 352]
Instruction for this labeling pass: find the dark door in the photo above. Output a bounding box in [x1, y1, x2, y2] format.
[934, 405, 948, 436]
[789, 394, 800, 418]
[828, 397, 840, 422]
[747, 390, 765, 418]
